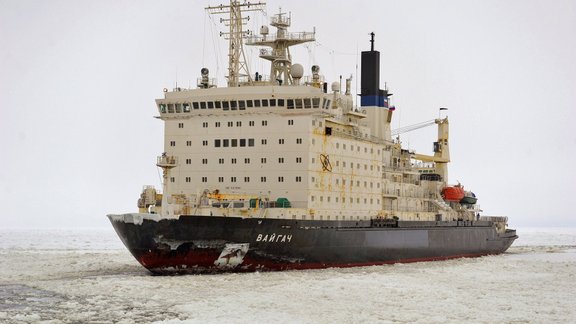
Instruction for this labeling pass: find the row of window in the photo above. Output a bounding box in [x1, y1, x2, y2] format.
[311, 157, 382, 172]
[169, 137, 304, 148]
[186, 156, 304, 165]
[311, 196, 381, 205]
[190, 118, 309, 129]
[335, 142, 380, 154]
[177, 174, 381, 189]
[159, 98, 331, 113]
[311, 176, 382, 189]
[202, 120, 270, 128]
[171, 176, 303, 183]
[214, 138, 255, 148]
[182, 119, 301, 129]
[183, 157, 380, 171]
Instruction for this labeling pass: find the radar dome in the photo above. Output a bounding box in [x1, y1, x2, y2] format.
[291, 64, 304, 79]
[331, 81, 340, 92]
[260, 25, 269, 35]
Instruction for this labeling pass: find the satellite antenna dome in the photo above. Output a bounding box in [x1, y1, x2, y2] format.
[331, 81, 340, 92]
[260, 25, 269, 35]
[311, 65, 320, 73]
[201, 68, 209, 76]
[291, 64, 304, 79]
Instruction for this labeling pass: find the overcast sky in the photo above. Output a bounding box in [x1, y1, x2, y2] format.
[1, 0, 575, 229]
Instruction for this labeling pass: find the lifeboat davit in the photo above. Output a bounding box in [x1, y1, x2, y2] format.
[442, 186, 465, 202]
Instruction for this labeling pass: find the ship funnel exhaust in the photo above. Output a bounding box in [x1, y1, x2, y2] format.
[360, 32, 391, 107]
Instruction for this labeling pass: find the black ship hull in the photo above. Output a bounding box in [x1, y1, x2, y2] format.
[108, 214, 517, 274]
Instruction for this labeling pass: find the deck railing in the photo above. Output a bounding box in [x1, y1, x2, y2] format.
[479, 216, 508, 223]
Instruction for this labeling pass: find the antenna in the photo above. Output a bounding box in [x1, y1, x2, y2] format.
[206, 1, 266, 87]
[370, 32, 375, 51]
[355, 43, 359, 108]
[439, 107, 448, 119]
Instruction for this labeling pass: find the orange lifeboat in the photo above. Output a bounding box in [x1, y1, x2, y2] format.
[442, 186, 465, 202]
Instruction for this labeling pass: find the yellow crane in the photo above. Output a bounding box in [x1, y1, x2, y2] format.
[391, 113, 450, 181]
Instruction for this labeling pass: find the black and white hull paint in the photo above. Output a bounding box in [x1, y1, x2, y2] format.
[108, 214, 517, 274]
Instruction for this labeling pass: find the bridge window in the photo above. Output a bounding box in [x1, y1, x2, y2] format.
[312, 98, 320, 108]
[295, 99, 303, 109]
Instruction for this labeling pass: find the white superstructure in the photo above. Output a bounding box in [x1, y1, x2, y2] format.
[137, 1, 479, 224]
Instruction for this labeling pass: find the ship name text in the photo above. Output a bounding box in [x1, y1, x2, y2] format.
[256, 233, 292, 243]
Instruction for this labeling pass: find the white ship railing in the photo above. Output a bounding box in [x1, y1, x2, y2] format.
[156, 155, 177, 167]
[196, 77, 218, 88]
[271, 15, 290, 26]
[208, 200, 307, 209]
[479, 216, 508, 223]
[246, 31, 315, 44]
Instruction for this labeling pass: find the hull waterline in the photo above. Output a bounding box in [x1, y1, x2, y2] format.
[108, 213, 517, 274]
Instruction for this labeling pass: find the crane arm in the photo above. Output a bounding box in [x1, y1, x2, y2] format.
[391, 119, 436, 136]
[412, 153, 449, 163]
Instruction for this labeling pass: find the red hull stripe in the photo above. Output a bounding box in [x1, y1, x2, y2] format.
[138, 251, 493, 273]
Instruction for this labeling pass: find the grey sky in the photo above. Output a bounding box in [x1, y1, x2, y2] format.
[1, 0, 575, 228]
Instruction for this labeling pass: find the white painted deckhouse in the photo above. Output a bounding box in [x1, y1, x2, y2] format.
[137, 1, 483, 227]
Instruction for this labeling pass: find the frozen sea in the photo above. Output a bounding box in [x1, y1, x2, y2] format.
[1, 228, 575, 324]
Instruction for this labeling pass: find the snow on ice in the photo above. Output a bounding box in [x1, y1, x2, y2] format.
[0, 228, 575, 323]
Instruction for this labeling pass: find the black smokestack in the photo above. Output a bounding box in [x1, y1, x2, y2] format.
[361, 32, 380, 105]
[360, 32, 391, 107]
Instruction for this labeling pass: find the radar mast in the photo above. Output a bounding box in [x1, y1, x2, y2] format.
[246, 8, 315, 85]
[206, 1, 266, 87]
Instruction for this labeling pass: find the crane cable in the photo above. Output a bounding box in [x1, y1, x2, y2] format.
[390, 119, 436, 136]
